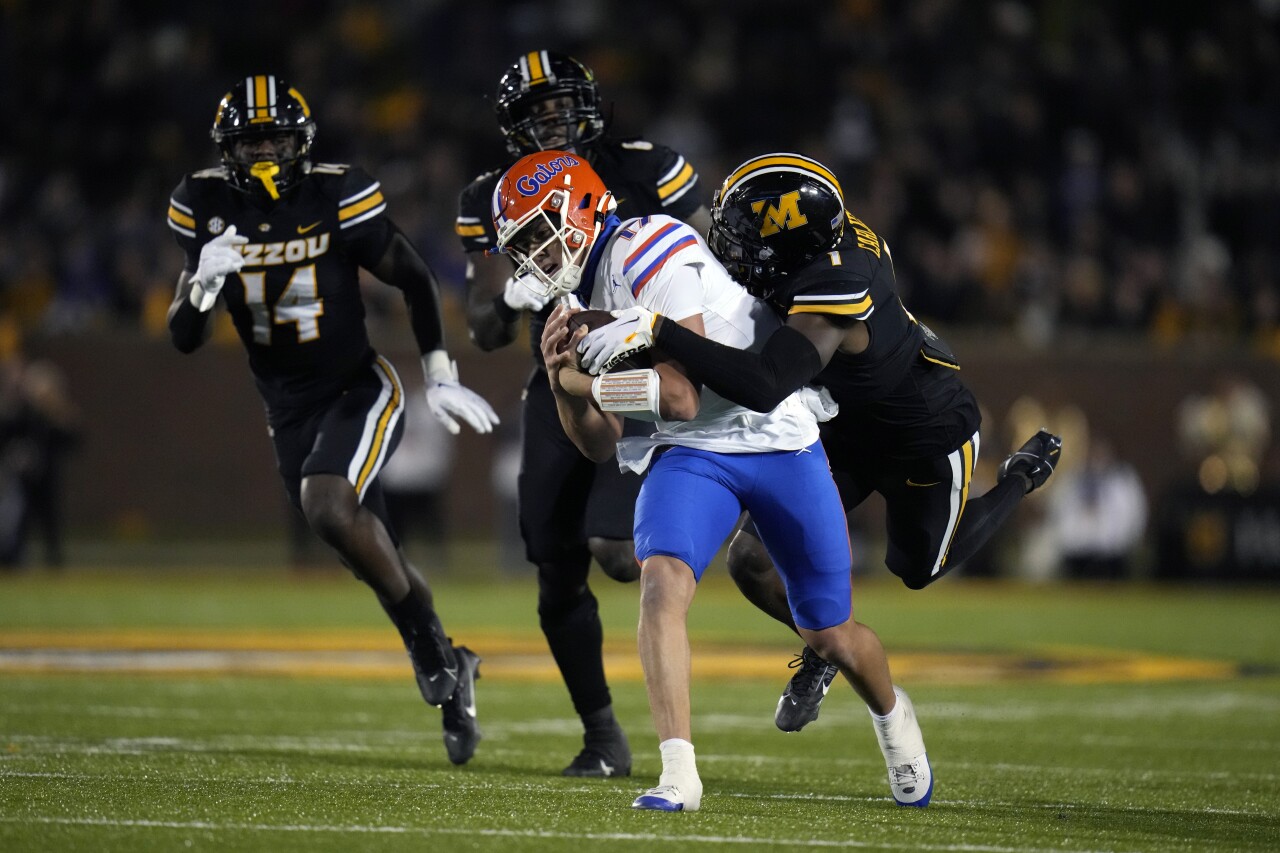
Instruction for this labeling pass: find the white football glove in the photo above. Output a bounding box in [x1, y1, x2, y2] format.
[421, 350, 500, 435]
[189, 225, 248, 311]
[577, 305, 659, 375]
[502, 273, 552, 313]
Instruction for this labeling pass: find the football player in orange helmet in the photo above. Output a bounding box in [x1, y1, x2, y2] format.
[454, 52, 710, 779]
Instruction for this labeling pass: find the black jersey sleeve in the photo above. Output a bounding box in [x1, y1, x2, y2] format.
[455, 169, 503, 254]
[166, 175, 207, 273]
[783, 261, 877, 323]
[319, 165, 395, 268]
[617, 139, 704, 221]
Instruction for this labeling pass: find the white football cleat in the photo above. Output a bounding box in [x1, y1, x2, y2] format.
[872, 686, 933, 807]
[632, 780, 702, 812]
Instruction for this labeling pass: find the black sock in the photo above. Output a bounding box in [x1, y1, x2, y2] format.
[946, 475, 1027, 566]
[583, 705, 620, 736]
[540, 589, 611, 715]
[582, 705, 628, 755]
[385, 590, 455, 671]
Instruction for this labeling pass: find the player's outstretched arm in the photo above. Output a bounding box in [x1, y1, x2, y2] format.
[372, 228, 500, 435]
[646, 314, 836, 413]
[464, 250, 536, 351]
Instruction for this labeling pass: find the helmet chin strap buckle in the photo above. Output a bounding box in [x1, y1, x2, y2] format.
[249, 161, 282, 200]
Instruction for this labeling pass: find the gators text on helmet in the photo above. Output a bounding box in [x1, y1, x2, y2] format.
[211, 74, 317, 200]
[708, 153, 847, 298]
[494, 51, 605, 158]
[491, 149, 617, 299]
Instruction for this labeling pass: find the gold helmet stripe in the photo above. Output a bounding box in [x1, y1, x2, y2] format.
[248, 74, 279, 123]
[719, 154, 844, 205]
[523, 50, 550, 86]
[289, 87, 311, 118]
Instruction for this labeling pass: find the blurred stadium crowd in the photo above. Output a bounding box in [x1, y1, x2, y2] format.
[3, 0, 1280, 352]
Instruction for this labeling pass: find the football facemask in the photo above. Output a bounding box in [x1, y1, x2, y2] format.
[495, 51, 605, 157]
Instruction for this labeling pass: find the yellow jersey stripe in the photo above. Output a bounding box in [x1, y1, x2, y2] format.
[355, 358, 402, 495]
[455, 223, 486, 237]
[168, 206, 196, 230]
[339, 191, 385, 221]
[939, 438, 976, 569]
[657, 162, 695, 200]
[789, 295, 873, 316]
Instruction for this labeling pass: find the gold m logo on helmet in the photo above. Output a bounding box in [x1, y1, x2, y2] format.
[751, 191, 808, 237]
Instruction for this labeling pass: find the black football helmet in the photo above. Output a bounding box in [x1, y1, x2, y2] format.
[211, 75, 316, 200]
[494, 51, 605, 157]
[708, 153, 847, 298]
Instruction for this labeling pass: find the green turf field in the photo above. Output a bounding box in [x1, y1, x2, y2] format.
[1, 553, 1278, 852]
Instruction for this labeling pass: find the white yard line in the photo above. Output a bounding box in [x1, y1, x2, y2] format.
[0, 815, 1141, 853]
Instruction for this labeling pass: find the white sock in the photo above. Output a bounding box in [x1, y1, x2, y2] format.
[658, 738, 698, 787]
[869, 696, 902, 725]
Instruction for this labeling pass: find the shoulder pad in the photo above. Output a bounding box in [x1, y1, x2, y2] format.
[333, 169, 386, 230]
[619, 139, 655, 151]
[310, 163, 351, 175]
[785, 261, 875, 320]
[618, 216, 703, 291]
[190, 166, 228, 181]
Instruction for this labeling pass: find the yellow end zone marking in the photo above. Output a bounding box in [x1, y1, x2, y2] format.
[0, 629, 1241, 685]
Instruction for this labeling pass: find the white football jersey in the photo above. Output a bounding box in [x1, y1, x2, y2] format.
[584, 214, 819, 472]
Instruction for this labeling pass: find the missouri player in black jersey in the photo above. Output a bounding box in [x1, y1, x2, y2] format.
[166, 75, 498, 766]
[454, 51, 708, 778]
[580, 153, 1063, 739]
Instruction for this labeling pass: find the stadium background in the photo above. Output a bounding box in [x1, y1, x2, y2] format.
[3, 0, 1280, 583]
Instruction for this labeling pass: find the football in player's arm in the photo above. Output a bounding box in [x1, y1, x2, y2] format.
[166, 75, 496, 767]
[539, 306, 700, 461]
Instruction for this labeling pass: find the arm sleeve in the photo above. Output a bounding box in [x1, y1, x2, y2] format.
[372, 226, 446, 355]
[168, 289, 210, 354]
[654, 320, 824, 412]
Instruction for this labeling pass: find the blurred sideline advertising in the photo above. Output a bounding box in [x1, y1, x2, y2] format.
[24, 330, 1278, 582]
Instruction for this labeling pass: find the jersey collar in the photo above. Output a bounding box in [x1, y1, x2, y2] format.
[574, 214, 622, 304]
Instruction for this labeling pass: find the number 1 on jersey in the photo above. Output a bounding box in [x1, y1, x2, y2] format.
[240, 265, 324, 343]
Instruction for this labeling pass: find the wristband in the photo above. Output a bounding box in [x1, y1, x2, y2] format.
[590, 369, 662, 420]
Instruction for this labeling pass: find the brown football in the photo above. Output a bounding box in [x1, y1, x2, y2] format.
[561, 309, 651, 370]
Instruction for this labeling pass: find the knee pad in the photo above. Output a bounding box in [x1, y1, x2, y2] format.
[590, 537, 640, 583]
[727, 535, 776, 586]
[536, 559, 593, 622]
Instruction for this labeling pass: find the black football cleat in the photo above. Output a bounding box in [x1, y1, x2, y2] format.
[775, 646, 840, 732]
[442, 645, 482, 765]
[409, 619, 458, 707]
[998, 429, 1063, 494]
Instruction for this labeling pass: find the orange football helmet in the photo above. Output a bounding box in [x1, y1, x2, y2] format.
[491, 149, 616, 298]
